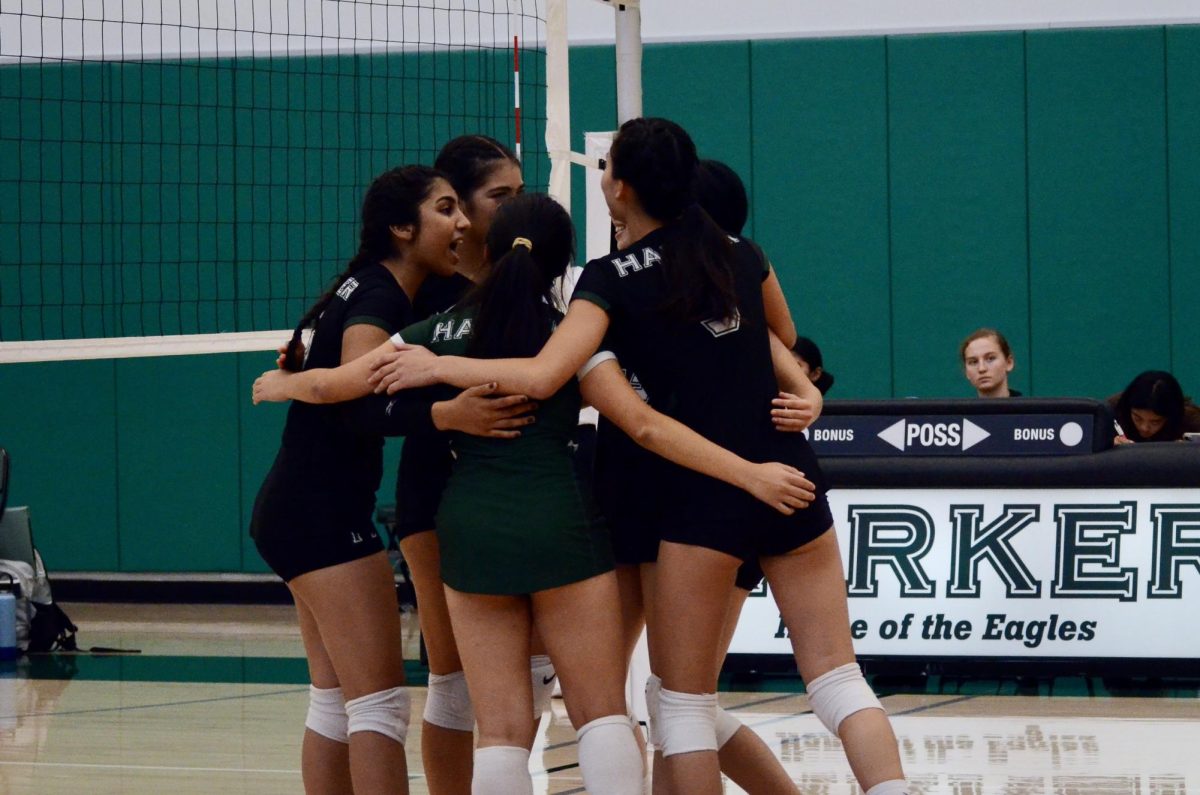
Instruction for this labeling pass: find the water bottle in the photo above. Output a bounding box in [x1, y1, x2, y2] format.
[0, 576, 19, 661]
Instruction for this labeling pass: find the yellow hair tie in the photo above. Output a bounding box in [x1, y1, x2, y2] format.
[511, 237, 533, 252]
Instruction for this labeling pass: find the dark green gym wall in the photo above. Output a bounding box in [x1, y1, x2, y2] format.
[573, 25, 1199, 400]
[2, 25, 1198, 574]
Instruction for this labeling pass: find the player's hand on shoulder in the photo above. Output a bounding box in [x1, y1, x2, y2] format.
[742, 462, 815, 516]
[771, 391, 818, 432]
[253, 369, 294, 404]
[435, 383, 538, 439]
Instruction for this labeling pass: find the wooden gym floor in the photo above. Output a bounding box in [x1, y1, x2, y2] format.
[1, 603, 1196, 794]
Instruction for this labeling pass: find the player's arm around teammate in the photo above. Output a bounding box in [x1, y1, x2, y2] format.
[250, 167, 468, 795]
[404, 193, 644, 793]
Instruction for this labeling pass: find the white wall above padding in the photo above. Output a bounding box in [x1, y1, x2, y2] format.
[567, 0, 1200, 43]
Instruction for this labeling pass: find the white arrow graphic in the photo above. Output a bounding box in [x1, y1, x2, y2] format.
[878, 419, 906, 451]
[962, 418, 991, 450]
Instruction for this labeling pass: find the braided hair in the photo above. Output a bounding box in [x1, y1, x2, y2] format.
[435, 135, 520, 204]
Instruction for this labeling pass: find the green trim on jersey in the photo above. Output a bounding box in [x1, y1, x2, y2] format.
[570, 290, 610, 312]
[343, 314, 396, 332]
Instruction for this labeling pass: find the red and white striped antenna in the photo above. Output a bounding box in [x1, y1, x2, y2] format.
[513, 35, 522, 162]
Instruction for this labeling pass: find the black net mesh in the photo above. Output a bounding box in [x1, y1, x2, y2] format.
[0, 1, 547, 342]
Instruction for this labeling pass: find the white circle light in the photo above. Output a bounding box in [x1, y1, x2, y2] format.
[1060, 421, 1084, 447]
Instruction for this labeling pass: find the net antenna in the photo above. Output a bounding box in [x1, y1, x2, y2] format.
[0, 1, 551, 363]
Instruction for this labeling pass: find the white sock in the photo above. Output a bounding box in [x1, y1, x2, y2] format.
[530, 655, 556, 721]
[472, 746, 533, 795]
[865, 780, 910, 795]
[577, 714, 645, 795]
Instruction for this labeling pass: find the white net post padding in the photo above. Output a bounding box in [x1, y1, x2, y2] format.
[614, 1, 644, 123]
[584, 132, 617, 264]
[545, 0, 572, 210]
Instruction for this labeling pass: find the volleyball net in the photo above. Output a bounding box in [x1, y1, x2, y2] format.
[0, 0, 563, 360]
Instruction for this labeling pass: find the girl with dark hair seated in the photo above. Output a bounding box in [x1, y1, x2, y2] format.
[1110, 370, 1200, 444]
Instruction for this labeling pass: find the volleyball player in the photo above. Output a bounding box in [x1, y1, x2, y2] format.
[255, 135, 557, 795]
[600, 158, 816, 794]
[397, 137, 558, 795]
[385, 193, 643, 794]
[249, 166, 467, 795]
[372, 118, 910, 795]
[263, 190, 818, 793]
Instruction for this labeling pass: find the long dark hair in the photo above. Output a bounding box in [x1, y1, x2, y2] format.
[1115, 370, 1187, 442]
[695, 158, 749, 236]
[609, 117, 738, 324]
[435, 135, 519, 202]
[282, 165, 444, 371]
[461, 193, 574, 360]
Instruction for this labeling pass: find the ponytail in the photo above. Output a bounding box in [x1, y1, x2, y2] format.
[610, 118, 740, 325]
[282, 248, 372, 371]
[462, 193, 574, 360]
[658, 203, 739, 324]
[281, 164, 445, 371]
[465, 244, 558, 360]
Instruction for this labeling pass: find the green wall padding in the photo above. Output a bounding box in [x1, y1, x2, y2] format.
[1026, 27, 1171, 397]
[3, 26, 1198, 573]
[887, 33, 1030, 399]
[1167, 27, 1200, 395]
[114, 354, 243, 571]
[0, 359, 119, 570]
[750, 37, 892, 398]
[644, 41, 755, 239]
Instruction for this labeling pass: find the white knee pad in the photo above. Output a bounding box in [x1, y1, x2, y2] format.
[648, 676, 738, 752]
[345, 686, 411, 745]
[424, 670, 475, 732]
[865, 780, 910, 795]
[806, 662, 883, 736]
[305, 685, 349, 744]
[473, 745, 533, 795]
[577, 714, 645, 795]
[714, 706, 742, 749]
[530, 655, 556, 721]
[656, 687, 718, 758]
[644, 673, 662, 750]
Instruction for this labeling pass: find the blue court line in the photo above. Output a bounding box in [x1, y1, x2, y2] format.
[1, 686, 306, 721]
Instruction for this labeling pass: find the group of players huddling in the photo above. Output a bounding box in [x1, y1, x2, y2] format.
[250, 118, 911, 795]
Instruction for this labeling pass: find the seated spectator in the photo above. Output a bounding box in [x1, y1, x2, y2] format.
[960, 328, 1020, 398]
[790, 336, 835, 395]
[1109, 370, 1200, 444]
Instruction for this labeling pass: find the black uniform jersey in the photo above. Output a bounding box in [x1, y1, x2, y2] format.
[413, 272, 473, 319]
[574, 228, 831, 559]
[250, 262, 413, 580]
[392, 271, 473, 538]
